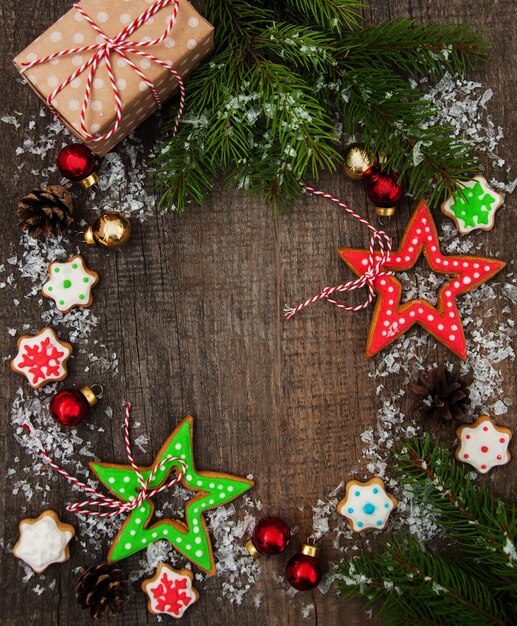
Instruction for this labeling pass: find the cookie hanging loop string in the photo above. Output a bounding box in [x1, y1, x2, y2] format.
[284, 184, 393, 319]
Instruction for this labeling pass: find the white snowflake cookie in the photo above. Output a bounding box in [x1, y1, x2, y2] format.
[13, 510, 75, 574]
[441, 175, 503, 235]
[337, 478, 397, 532]
[456, 416, 512, 474]
[141, 564, 199, 618]
[42, 255, 99, 313]
[10, 327, 72, 388]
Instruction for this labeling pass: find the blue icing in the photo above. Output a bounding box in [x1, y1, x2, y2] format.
[354, 491, 360, 497]
[357, 521, 363, 528]
[376, 520, 383, 526]
[384, 503, 390, 509]
[348, 507, 354, 514]
[363, 503, 376, 515]
[373, 487, 379, 494]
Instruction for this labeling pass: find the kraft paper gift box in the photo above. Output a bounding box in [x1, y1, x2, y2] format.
[14, 0, 214, 155]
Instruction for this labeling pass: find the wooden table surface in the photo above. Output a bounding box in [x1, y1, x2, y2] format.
[1, 1, 515, 625]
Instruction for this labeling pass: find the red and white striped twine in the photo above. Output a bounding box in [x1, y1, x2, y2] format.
[23, 403, 187, 518]
[20, 0, 185, 143]
[284, 184, 393, 319]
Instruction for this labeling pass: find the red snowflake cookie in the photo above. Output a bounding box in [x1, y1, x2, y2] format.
[141, 564, 199, 618]
[10, 327, 72, 388]
[456, 416, 512, 474]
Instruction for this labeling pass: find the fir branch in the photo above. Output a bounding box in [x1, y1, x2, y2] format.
[338, 20, 489, 78]
[282, 0, 362, 33]
[156, 2, 489, 210]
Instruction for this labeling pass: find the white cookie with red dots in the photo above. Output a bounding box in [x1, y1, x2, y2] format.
[13, 510, 75, 574]
[456, 416, 512, 474]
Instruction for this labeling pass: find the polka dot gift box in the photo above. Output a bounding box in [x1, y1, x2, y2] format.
[13, 0, 214, 156]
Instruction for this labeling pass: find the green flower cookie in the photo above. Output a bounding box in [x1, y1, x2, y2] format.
[441, 175, 503, 235]
[90, 416, 254, 575]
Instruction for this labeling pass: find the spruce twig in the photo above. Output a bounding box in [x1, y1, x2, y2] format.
[334, 437, 517, 626]
[155, 1, 488, 210]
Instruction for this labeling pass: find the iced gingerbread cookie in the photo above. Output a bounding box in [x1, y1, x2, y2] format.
[90, 415, 254, 574]
[42, 255, 99, 313]
[456, 416, 512, 474]
[339, 200, 506, 360]
[337, 478, 397, 532]
[13, 510, 75, 573]
[141, 564, 199, 618]
[10, 327, 72, 388]
[441, 176, 503, 235]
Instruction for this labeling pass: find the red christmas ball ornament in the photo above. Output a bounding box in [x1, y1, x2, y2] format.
[286, 544, 322, 591]
[366, 169, 404, 217]
[246, 516, 290, 558]
[49, 386, 99, 427]
[57, 144, 98, 188]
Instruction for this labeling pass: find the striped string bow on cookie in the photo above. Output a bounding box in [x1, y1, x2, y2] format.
[284, 183, 393, 319]
[20, 0, 185, 144]
[23, 403, 187, 518]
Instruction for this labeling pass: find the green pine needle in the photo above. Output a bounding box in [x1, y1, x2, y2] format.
[334, 437, 517, 626]
[154, 1, 489, 211]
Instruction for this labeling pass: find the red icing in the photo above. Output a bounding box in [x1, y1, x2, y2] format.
[497, 455, 503, 460]
[18, 337, 65, 384]
[481, 446, 489, 453]
[500, 438, 506, 443]
[481, 464, 487, 470]
[483, 426, 489, 431]
[466, 434, 471, 439]
[464, 454, 469, 459]
[339, 201, 506, 359]
[150, 572, 194, 617]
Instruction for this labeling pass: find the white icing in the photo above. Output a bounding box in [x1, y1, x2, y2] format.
[42, 256, 98, 313]
[337, 480, 396, 532]
[457, 417, 511, 474]
[11, 328, 71, 387]
[144, 565, 197, 618]
[14, 513, 74, 573]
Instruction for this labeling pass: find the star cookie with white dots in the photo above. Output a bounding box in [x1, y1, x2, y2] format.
[13, 510, 75, 573]
[42, 255, 99, 313]
[441, 175, 503, 235]
[456, 416, 512, 474]
[337, 478, 397, 532]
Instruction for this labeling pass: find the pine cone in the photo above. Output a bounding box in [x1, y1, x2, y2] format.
[76, 562, 130, 621]
[407, 366, 472, 425]
[17, 185, 74, 239]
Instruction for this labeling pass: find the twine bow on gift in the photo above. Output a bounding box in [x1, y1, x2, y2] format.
[284, 183, 393, 319]
[23, 403, 187, 518]
[20, 0, 185, 143]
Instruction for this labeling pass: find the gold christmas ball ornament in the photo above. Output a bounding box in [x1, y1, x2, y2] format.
[342, 143, 377, 180]
[84, 212, 132, 249]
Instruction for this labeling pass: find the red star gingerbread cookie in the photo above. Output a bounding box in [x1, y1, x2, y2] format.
[141, 564, 199, 618]
[339, 200, 506, 359]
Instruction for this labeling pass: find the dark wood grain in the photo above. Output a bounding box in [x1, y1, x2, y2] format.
[0, 1, 515, 625]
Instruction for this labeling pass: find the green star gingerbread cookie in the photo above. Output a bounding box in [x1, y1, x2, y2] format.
[90, 416, 254, 575]
[441, 175, 503, 235]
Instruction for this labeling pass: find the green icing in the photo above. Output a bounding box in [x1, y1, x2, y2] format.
[448, 180, 499, 230]
[63, 279, 72, 288]
[91, 418, 253, 573]
[83, 277, 89, 283]
[79, 294, 85, 300]
[72, 263, 78, 269]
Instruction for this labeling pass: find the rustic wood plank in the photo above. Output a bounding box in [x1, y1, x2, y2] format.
[0, 0, 515, 625]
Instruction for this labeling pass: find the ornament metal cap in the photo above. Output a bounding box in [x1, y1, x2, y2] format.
[375, 206, 396, 217]
[84, 225, 95, 245]
[245, 539, 261, 559]
[300, 543, 319, 558]
[79, 386, 98, 407]
[79, 172, 99, 189]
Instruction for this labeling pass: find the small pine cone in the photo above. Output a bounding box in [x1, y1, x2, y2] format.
[76, 562, 130, 621]
[407, 365, 473, 425]
[17, 184, 74, 239]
